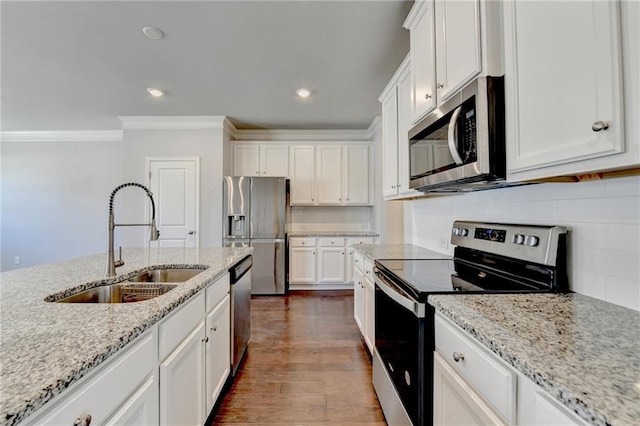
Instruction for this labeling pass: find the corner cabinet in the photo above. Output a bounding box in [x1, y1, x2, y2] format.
[232, 143, 289, 177]
[504, 0, 632, 181]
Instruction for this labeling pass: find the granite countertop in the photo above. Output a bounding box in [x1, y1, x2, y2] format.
[0, 247, 252, 426]
[429, 293, 640, 426]
[353, 243, 450, 261]
[287, 230, 380, 238]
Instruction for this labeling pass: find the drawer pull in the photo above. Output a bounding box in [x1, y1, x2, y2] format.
[73, 415, 92, 426]
[453, 352, 465, 362]
[202, 337, 209, 343]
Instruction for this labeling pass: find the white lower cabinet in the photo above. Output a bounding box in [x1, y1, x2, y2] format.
[351, 252, 375, 354]
[317, 247, 345, 283]
[206, 294, 231, 413]
[353, 266, 365, 335]
[289, 247, 317, 283]
[363, 273, 375, 352]
[104, 376, 158, 426]
[435, 313, 586, 426]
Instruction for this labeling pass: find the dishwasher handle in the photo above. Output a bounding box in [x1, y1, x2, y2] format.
[230, 255, 252, 283]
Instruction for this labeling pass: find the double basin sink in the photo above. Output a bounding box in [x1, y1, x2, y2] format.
[54, 268, 206, 304]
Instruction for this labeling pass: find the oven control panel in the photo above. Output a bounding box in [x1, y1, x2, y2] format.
[450, 221, 567, 266]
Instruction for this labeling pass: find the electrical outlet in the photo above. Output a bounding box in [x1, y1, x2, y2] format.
[439, 237, 449, 250]
[14, 256, 21, 265]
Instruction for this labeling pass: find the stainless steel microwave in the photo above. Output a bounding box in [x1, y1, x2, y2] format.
[408, 76, 510, 193]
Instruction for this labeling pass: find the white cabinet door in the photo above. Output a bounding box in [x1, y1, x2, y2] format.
[397, 65, 420, 197]
[261, 145, 289, 177]
[233, 145, 260, 177]
[289, 145, 316, 205]
[505, 0, 624, 179]
[363, 276, 375, 353]
[434, 0, 481, 102]
[343, 145, 371, 205]
[317, 247, 346, 283]
[345, 246, 355, 284]
[160, 321, 206, 426]
[433, 352, 507, 426]
[408, 0, 436, 122]
[289, 247, 317, 283]
[205, 294, 231, 414]
[316, 145, 343, 204]
[381, 88, 399, 198]
[104, 376, 158, 426]
[353, 267, 365, 335]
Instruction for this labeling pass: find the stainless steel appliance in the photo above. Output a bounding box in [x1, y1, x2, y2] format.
[408, 76, 522, 193]
[373, 221, 568, 425]
[223, 176, 287, 295]
[230, 255, 252, 376]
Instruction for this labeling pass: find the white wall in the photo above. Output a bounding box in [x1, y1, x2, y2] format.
[1, 140, 124, 270]
[403, 176, 640, 311]
[290, 206, 372, 232]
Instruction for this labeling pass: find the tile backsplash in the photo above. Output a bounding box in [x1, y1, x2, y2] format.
[403, 176, 640, 311]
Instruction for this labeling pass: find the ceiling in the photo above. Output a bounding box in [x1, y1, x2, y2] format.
[1, 1, 412, 131]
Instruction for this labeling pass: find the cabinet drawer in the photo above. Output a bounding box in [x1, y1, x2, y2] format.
[347, 237, 375, 246]
[160, 292, 205, 360]
[38, 333, 155, 425]
[318, 237, 345, 247]
[206, 273, 230, 313]
[435, 315, 516, 423]
[289, 237, 316, 247]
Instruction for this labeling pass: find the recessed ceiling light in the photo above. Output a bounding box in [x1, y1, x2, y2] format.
[147, 88, 165, 97]
[296, 88, 311, 98]
[142, 26, 164, 40]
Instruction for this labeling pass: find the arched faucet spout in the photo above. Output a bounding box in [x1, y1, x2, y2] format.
[106, 182, 160, 277]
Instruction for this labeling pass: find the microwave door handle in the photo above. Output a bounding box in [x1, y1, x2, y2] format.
[447, 106, 465, 165]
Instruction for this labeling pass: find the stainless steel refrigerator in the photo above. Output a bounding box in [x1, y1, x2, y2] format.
[223, 176, 287, 295]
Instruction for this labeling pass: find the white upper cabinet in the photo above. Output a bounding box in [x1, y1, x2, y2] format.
[343, 145, 372, 205]
[404, 0, 501, 124]
[316, 145, 343, 204]
[289, 145, 316, 204]
[397, 65, 421, 197]
[504, 0, 629, 180]
[232, 143, 289, 177]
[381, 86, 400, 198]
[434, 0, 481, 101]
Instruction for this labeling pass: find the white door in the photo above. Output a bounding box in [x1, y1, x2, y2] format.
[289, 247, 316, 283]
[147, 158, 199, 249]
[363, 277, 375, 353]
[104, 377, 158, 426]
[317, 247, 345, 283]
[289, 145, 316, 205]
[410, 1, 436, 122]
[353, 267, 364, 335]
[343, 145, 370, 205]
[205, 295, 231, 413]
[316, 145, 343, 204]
[381, 88, 399, 198]
[398, 66, 421, 197]
[233, 145, 260, 176]
[261, 145, 290, 177]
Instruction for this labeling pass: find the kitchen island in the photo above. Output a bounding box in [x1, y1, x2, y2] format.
[0, 247, 252, 426]
[429, 293, 640, 426]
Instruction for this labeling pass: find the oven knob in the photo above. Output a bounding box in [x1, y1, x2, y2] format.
[452, 227, 460, 236]
[461, 228, 469, 237]
[525, 235, 540, 247]
[513, 234, 525, 245]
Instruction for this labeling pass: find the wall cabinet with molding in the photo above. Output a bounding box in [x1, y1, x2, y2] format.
[403, 0, 502, 125]
[504, 0, 639, 181]
[380, 55, 421, 200]
[232, 143, 289, 177]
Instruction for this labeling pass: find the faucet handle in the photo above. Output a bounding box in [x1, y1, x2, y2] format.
[115, 246, 124, 268]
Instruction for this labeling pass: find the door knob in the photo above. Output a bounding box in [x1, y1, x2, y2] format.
[592, 121, 609, 132]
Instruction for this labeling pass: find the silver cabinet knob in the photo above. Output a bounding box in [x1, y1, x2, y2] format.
[452, 352, 465, 362]
[188, 230, 195, 235]
[425, 93, 432, 100]
[74, 415, 92, 426]
[256, 171, 260, 175]
[437, 82, 444, 89]
[592, 121, 609, 132]
[202, 337, 209, 343]
[211, 326, 217, 332]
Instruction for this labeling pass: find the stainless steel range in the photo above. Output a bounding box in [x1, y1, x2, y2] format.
[372, 221, 568, 426]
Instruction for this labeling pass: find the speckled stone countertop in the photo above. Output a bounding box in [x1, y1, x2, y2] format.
[0, 247, 252, 426]
[353, 243, 451, 261]
[429, 293, 640, 426]
[288, 231, 380, 238]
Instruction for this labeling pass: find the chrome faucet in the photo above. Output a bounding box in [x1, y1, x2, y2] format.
[107, 182, 160, 276]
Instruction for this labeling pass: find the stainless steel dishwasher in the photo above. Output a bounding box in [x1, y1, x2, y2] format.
[230, 255, 252, 376]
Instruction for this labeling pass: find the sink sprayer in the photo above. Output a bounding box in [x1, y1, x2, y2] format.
[107, 182, 160, 276]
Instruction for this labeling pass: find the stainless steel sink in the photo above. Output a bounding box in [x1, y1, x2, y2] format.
[56, 283, 178, 303]
[126, 268, 205, 283]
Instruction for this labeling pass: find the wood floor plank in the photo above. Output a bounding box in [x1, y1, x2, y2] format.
[211, 291, 385, 424]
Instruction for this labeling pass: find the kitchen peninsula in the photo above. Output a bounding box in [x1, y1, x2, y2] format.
[0, 247, 252, 426]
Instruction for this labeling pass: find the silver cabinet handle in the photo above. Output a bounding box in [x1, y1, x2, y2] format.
[202, 337, 209, 343]
[425, 93, 432, 100]
[256, 171, 260, 175]
[592, 121, 609, 132]
[188, 230, 195, 235]
[341, 252, 344, 255]
[447, 106, 465, 166]
[74, 415, 92, 426]
[453, 352, 465, 362]
[437, 82, 444, 89]
[211, 326, 217, 332]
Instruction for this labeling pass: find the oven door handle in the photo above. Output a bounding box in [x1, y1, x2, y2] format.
[374, 270, 425, 318]
[447, 106, 465, 166]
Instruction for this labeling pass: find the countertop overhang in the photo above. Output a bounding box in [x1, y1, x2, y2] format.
[0, 247, 252, 426]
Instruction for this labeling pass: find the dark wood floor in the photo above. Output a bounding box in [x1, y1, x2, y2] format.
[213, 291, 386, 425]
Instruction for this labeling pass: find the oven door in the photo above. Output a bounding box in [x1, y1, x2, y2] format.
[374, 269, 433, 426]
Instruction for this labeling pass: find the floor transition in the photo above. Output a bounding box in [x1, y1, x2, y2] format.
[212, 291, 386, 425]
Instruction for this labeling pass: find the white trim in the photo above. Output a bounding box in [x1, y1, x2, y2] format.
[367, 116, 382, 139]
[145, 156, 201, 249]
[378, 53, 411, 102]
[0, 130, 123, 143]
[232, 128, 373, 141]
[120, 116, 228, 130]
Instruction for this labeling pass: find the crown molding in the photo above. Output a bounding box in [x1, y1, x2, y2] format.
[232, 128, 373, 141]
[0, 130, 123, 143]
[367, 116, 382, 139]
[119, 116, 229, 130]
